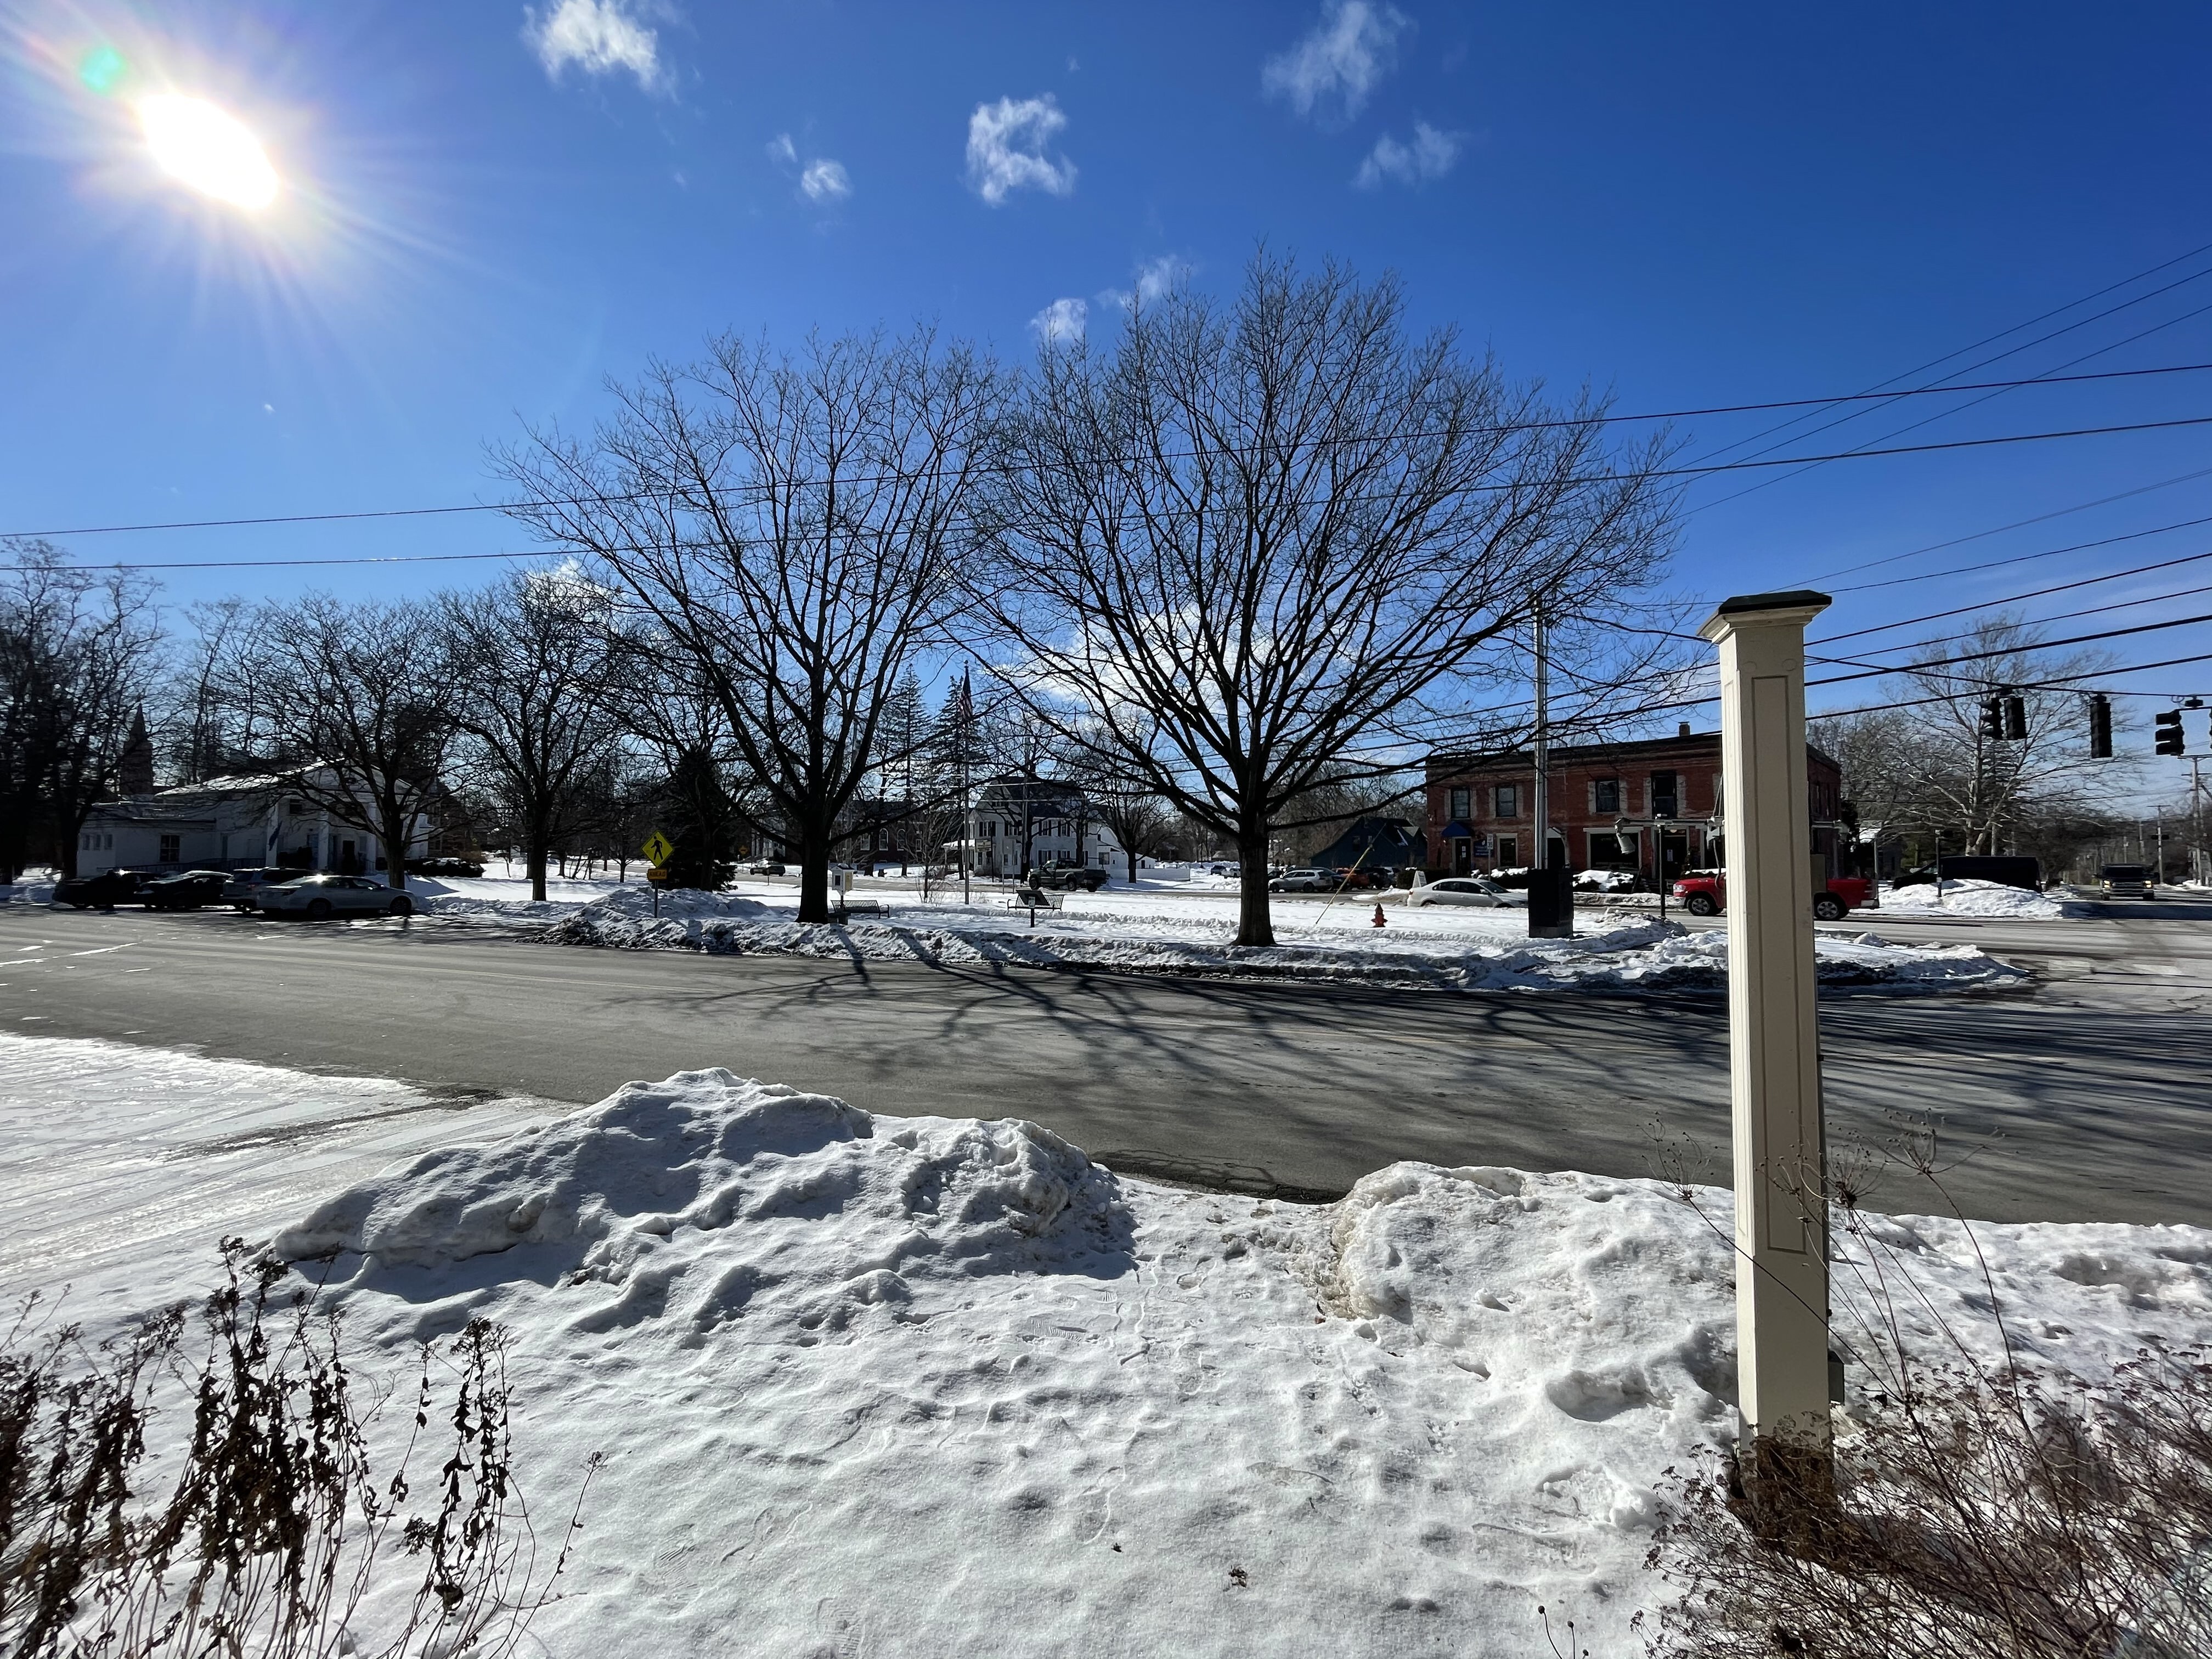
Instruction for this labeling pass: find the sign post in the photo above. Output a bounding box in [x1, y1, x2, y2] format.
[641, 831, 674, 917]
[1696, 590, 1833, 1453]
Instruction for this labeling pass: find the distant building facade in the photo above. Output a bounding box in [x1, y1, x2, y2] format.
[1424, 726, 1844, 888]
[1310, 815, 1425, 873]
[963, 776, 1128, 877]
[72, 771, 433, 877]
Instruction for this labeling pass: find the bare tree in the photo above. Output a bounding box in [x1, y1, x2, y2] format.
[0, 541, 162, 880]
[442, 569, 633, 900]
[225, 596, 459, 892]
[496, 328, 1002, 921]
[1812, 615, 2123, 867]
[978, 254, 1678, 945]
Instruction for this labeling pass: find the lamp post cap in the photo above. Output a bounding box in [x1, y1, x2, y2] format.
[1716, 589, 1833, 616]
[1697, 589, 1832, 643]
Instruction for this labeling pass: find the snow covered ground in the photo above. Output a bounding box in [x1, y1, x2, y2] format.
[12, 1036, 2208, 1657]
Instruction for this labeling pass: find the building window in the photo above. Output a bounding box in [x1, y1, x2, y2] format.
[1650, 771, 1680, 819]
[1496, 834, 1520, 867]
[159, 833, 180, 864]
[1448, 787, 1470, 821]
[1593, 779, 1621, 815]
[1494, 784, 1519, 819]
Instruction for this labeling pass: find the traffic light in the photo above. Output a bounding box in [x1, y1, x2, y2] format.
[2154, 709, 2186, 756]
[2089, 694, 2113, 759]
[1979, 697, 2005, 739]
[2003, 695, 2027, 741]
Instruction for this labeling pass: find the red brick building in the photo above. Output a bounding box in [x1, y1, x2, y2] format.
[1424, 724, 1845, 887]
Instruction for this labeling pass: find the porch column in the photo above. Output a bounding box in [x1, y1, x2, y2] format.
[1696, 589, 1832, 1448]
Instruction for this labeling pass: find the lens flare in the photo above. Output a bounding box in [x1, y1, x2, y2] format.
[78, 44, 128, 95]
[137, 94, 279, 210]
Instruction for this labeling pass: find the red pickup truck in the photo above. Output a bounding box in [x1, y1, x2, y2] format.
[1669, 871, 1872, 921]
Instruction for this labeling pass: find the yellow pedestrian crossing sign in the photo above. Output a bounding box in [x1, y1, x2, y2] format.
[641, 830, 674, 865]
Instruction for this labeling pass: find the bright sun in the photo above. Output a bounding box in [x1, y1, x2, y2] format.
[136, 94, 279, 210]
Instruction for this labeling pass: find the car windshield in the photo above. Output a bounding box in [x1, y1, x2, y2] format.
[2103, 866, 2149, 877]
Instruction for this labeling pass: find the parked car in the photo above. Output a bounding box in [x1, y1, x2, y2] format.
[1199, 861, 1240, 878]
[256, 874, 416, 919]
[1030, 860, 1109, 892]
[1406, 876, 1526, 909]
[1329, 867, 1384, 891]
[408, 856, 486, 878]
[140, 870, 229, 910]
[1671, 872, 1872, 921]
[223, 868, 307, 910]
[52, 868, 157, 909]
[2098, 863, 2156, 898]
[1575, 868, 1640, 893]
[1268, 868, 1335, 894]
[1891, 855, 2044, 892]
[747, 860, 787, 876]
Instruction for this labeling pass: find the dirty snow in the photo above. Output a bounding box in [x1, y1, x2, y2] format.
[12, 1040, 2211, 1656]
[1876, 877, 2083, 919]
[535, 887, 2028, 993]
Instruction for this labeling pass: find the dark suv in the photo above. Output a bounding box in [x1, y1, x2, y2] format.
[53, 869, 157, 909]
[1029, 861, 1109, 892]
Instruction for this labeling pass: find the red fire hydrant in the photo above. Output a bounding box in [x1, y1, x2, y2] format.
[1372, 903, 1387, 928]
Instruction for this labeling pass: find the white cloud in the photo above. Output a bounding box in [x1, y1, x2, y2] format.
[1029, 297, 1087, 345]
[1262, 1, 1408, 122]
[1099, 254, 1189, 312]
[523, 0, 666, 92]
[799, 158, 851, 202]
[766, 132, 797, 166]
[966, 94, 1077, 206]
[1355, 121, 1463, 189]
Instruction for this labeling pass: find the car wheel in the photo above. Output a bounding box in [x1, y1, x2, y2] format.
[388, 896, 414, 916]
[305, 898, 333, 921]
[1812, 894, 1847, 921]
[67, 900, 91, 910]
[1684, 893, 1719, 917]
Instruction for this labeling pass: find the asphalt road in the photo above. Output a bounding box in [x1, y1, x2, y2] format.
[3, 899, 2209, 1226]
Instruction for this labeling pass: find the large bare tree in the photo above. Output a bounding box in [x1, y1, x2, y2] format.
[442, 569, 633, 901]
[225, 596, 459, 892]
[0, 541, 162, 880]
[496, 329, 1002, 922]
[978, 255, 1678, 945]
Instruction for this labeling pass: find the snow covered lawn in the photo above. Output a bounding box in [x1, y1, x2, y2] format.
[523, 886, 2029, 994]
[13, 1038, 2207, 1657]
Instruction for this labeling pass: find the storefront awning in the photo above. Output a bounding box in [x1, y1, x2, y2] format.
[1442, 820, 1474, 839]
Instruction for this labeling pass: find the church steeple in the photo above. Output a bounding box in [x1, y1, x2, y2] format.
[120, 705, 155, 796]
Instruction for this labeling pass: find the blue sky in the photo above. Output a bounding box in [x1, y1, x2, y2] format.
[5, 1, 2212, 729]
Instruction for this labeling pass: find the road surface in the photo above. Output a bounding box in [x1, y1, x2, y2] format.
[2, 900, 2208, 1226]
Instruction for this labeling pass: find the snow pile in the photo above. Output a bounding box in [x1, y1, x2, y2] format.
[1877, 878, 2080, 918]
[541, 893, 2028, 993]
[250, 1071, 2210, 1657]
[0, 879, 56, 906]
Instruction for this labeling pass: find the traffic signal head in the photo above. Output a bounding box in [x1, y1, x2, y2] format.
[2154, 709, 2186, 757]
[2089, 694, 2113, 759]
[2003, 695, 2027, 741]
[1979, 697, 2005, 739]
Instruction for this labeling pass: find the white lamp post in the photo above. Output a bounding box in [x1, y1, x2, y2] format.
[1697, 589, 1833, 1449]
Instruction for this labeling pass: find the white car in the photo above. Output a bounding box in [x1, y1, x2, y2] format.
[257, 874, 416, 919]
[1406, 876, 1526, 909]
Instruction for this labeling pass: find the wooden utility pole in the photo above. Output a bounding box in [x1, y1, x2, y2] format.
[1697, 589, 1834, 1449]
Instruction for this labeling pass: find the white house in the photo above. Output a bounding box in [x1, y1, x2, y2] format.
[963, 778, 1128, 878]
[74, 771, 430, 878]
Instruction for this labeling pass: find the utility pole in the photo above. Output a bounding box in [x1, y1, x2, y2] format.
[1697, 589, 1835, 1459]
[1528, 602, 1572, 938]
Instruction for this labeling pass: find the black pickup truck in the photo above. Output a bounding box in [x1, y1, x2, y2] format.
[1028, 860, 1110, 893]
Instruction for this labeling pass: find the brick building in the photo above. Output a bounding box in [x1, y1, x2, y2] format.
[1424, 723, 1845, 888]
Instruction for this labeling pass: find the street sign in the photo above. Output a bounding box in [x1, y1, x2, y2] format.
[641, 831, 674, 865]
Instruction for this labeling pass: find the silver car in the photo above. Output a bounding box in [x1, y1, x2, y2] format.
[1406, 876, 1526, 909]
[257, 874, 416, 919]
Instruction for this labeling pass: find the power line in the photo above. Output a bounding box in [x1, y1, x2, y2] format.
[1809, 580, 2212, 669]
[1813, 543, 2212, 642]
[1801, 610, 2212, 689]
[35, 410, 2212, 568]
[1832, 511, 2212, 595]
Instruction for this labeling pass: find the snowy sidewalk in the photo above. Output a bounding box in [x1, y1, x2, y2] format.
[8, 1034, 2207, 1656]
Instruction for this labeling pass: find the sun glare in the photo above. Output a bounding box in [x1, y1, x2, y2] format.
[137, 94, 279, 210]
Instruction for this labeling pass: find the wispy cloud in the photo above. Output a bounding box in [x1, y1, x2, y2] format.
[768, 133, 851, 205]
[1100, 253, 1190, 312]
[966, 95, 1077, 205]
[799, 159, 851, 202]
[1030, 298, 1088, 345]
[523, 0, 667, 93]
[1262, 1, 1408, 123]
[1354, 121, 1463, 189]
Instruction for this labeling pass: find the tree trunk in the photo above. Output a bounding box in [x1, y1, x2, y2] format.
[797, 822, 832, 924]
[1235, 823, 1274, 947]
[1126, 845, 1139, 884]
[527, 816, 550, 902]
[382, 808, 411, 895]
